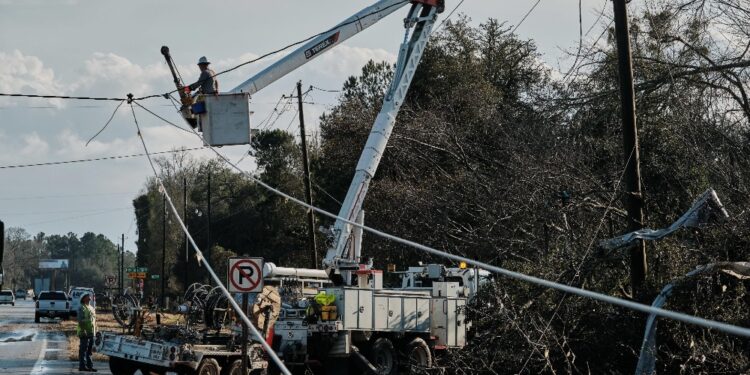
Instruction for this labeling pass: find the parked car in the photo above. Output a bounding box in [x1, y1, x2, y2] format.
[15, 289, 27, 299]
[0, 290, 15, 306]
[35, 291, 70, 322]
[68, 287, 95, 317]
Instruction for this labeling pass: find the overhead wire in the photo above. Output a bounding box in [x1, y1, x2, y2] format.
[160, 1, 410, 99]
[129, 103, 292, 375]
[85, 100, 126, 146]
[0, 147, 205, 170]
[434, 0, 465, 32]
[128, 107, 750, 339]
[511, 0, 542, 34]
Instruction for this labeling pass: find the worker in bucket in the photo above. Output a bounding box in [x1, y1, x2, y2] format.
[189, 56, 219, 96]
[77, 293, 98, 372]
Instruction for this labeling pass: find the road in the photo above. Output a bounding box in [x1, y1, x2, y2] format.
[0, 299, 112, 374]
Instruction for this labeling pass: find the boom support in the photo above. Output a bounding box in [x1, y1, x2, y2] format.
[323, 3, 440, 284]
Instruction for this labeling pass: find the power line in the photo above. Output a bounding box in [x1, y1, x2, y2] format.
[434, 0, 466, 32]
[0, 191, 137, 201]
[2, 2, 409, 103]
[0, 147, 205, 170]
[511, 0, 542, 34]
[130, 102, 293, 375]
[170, 120, 750, 339]
[0, 93, 128, 101]
[163, 1, 410, 98]
[21, 207, 131, 226]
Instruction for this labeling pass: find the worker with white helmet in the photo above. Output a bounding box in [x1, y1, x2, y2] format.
[188, 56, 219, 95]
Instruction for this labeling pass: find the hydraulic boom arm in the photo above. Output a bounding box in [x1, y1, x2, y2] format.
[231, 0, 413, 95]
[322, 2, 442, 284]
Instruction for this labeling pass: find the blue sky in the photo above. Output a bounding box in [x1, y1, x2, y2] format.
[0, 0, 607, 250]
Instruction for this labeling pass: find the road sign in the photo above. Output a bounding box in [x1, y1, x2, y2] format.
[126, 267, 148, 273]
[128, 272, 147, 279]
[105, 275, 116, 286]
[228, 257, 263, 293]
[150, 274, 160, 280]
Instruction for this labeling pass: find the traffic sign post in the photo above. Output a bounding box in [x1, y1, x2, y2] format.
[228, 257, 263, 375]
[228, 257, 264, 293]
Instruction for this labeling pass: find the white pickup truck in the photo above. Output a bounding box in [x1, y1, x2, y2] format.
[35, 290, 70, 322]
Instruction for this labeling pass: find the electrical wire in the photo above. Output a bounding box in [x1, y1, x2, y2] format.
[163, 1, 410, 98]
[157, 119, 750, 339]
[0, 147, 204, 170]
[310, 85, 341, 93]
[434, 0, 466, 32]
[0, 93, 128, 101]
[511, 0, 542, 34]
[86, 100, 126, 146]
[129, 103, 292, 375]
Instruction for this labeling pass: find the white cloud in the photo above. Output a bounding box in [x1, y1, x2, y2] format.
[0, 50, 64, 107]
[71, 52, 171, 98]
[20, 131, 49, 157]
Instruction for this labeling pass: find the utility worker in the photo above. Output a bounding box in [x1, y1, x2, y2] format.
[77, 293, 97, 372]
[189, 56, 219, 96]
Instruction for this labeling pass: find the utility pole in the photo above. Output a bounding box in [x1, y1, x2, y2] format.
[117, 244, 121, 293]
[183, 176, 189, 293]
[121, 234, 125, 294]
[613, 0, 647, 297]
[206, 170, 212, 284]
[297, 81, 318, 269]
[161, 196, 167, 308]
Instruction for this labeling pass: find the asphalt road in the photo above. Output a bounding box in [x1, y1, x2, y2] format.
[0, 299, 112, 374]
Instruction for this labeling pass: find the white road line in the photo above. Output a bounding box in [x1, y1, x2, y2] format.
[30, 337, 48, 375]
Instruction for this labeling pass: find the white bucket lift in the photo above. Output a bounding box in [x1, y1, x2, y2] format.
[197, 93, 253, 147]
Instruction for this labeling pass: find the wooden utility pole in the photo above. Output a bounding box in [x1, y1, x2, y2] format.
[161, 196, 167, 307]
[121, 234, 125, 293]
[206, 170, 212, 284]
[297, 81, 318, 269]
[613, 0, 647, 296]
[183, 176, 189, 292]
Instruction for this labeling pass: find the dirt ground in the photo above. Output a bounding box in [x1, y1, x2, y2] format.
[63, 311, 182, 361]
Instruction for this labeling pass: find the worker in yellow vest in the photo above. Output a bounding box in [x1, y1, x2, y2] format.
[77, 293, 97, 372]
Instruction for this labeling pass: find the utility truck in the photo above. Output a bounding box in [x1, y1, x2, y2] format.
[97, 0, 487, 374]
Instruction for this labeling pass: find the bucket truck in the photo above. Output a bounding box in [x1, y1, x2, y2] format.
[97, 1, 486, 374]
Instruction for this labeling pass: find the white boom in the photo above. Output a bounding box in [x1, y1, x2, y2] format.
[322, 3, 440, 284]
[230, 0, 410, 95]
[167, 0, 444, 284]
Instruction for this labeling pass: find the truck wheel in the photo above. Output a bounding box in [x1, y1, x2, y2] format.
[404, 337, 432, 373]
[34, 313, 40, 323]
[109, 357, 139, 375]
[196, 358, 221, 375]
[367, 337, 398, 375]
[224, 359, 264, 375]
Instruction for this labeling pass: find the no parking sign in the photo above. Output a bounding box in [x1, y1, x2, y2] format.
[227, 257, 264, 293]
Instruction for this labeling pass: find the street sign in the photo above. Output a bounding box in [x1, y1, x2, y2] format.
[128, 272, 147, 279]
[150, 274, 160, 280]
[126, 267, 148, 273]
[228, 257, 263, 293]
[39, 259, 69, 269]
[105, 275, 116, 286]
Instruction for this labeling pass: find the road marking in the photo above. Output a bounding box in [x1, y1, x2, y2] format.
[30, 337, 47, 374]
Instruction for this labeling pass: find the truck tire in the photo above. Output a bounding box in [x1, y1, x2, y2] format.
[224, 359, 266, 375]
[34, 313, 40, 323]
[367, 337, 398, 375]
[196, 358, 221, 375]
[404, 337, 432, 373]
[109, 357, 139, 375]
